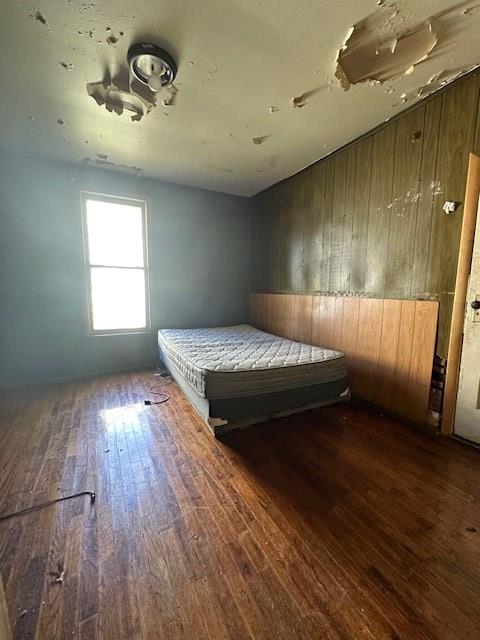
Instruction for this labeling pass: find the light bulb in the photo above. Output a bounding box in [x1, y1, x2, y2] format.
[148, 74, 163, 92]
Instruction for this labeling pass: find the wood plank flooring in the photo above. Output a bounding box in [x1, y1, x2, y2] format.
[1, 370, 480, 639]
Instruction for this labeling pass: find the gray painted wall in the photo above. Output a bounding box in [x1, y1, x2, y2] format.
[0, 152, 252, 386]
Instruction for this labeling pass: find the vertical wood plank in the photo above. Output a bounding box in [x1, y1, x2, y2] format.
[350, 137, 372, 293]
[288, 176, 307, 292]
[311, 296, 335, 348]
[282, 294, 296, 339]
[341, 146, 357, 292]
[254, 293, 264, 331]
[391, 300, 416, 418]
[406, 301, 439, 424]
[410, 97, 442, 297]
[257, 293, 267, 332]
[320, 159, 335, 292]
[376, 300, 402, 412]
[304, 164, 326, 293]
[354, 298, 384, 401]
[365, 124, 396, 296]
[293, 295, 313, 343]
[248, 294, 258, 328]
[265, 201, 276, 292]
[340, 298, 360, 390]
[272, 294, 286, 337]
[262, 294, 272, 332]
[340, 298, 360, 358]
[329, 151, 347, 292]
[385, 107, 425, 298]
[271, 183, 289, 292]
[332, 298, 345, 350]
[261, 293, 270, 333]
[256, 293, 266, 331]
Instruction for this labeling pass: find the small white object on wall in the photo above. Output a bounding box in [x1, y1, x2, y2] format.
[443, 200, 458, 214]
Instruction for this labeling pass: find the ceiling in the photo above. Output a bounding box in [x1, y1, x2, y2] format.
[1, 0, 479, 196]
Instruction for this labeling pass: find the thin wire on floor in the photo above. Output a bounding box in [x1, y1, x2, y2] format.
[144, 369, 172, 405]
[0, 491, 96, 523]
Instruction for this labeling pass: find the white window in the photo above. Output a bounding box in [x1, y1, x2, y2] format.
[82, 193, 149, 334]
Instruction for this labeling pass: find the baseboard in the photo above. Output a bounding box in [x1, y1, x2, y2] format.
[0, 362, 157, 391]
[350, 395, 439, 436]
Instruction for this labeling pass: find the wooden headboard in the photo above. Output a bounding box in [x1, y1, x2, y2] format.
[249, 293, 439, 427]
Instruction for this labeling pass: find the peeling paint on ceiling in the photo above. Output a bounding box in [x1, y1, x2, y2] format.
[0, 0, 479, 196]
[336, 0, 480, 89]
[86, 68, 158, 122]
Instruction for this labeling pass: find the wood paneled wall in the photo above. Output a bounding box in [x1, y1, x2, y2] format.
[249, 293, 439, 427]
[252, 71, 480, 359]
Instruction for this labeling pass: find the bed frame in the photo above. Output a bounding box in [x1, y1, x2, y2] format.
[159, 339, 349, 436]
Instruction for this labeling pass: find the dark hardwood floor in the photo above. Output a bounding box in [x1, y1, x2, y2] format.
[1, 370, 480, 639]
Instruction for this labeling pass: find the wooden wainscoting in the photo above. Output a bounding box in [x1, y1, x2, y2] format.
[249, 293, 439, 427]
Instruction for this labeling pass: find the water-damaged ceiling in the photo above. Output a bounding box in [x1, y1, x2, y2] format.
[1, 0, 479, 196]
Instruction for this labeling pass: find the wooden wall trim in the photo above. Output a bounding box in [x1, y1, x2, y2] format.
[250, 293, 439, 428]
[443, 153, 480, 435]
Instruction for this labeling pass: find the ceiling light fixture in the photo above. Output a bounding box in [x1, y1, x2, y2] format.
[127, 43, 177, 92]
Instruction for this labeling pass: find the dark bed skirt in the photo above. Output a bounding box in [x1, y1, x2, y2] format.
[209, 378, 349, 421]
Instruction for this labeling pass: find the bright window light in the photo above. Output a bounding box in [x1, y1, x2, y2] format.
[83, 194, 149, 333]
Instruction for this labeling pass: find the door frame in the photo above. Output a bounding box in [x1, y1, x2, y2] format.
[443, 152, 480, 435]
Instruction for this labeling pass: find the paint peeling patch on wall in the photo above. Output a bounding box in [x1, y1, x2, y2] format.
[336, 6, 436, 89]
[291, 86, 326, 108]
[252, 136, 270, 145]
[78, 29, 96, 39]
[397, 66, 479, 105]
[162, 85, 178, 107]
[431, 180, 443, 196]
[292, 94, 307, 108]
[31, 9, 49, 28]
[336, 1, 480, 90]
[410, 130, 422, 142]
[405, 188, 422, 204]
[105, 29, 124, 46]
[86, 70, 157, 122]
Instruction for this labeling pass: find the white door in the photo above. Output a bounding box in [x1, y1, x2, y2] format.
[454, 197, 480, 443]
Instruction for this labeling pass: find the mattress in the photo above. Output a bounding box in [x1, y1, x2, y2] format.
[157, 324, 347, 400]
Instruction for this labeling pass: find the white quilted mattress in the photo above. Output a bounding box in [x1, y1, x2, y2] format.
[158, 324, 347, 400]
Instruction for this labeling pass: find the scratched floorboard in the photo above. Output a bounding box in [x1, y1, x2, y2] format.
[1, 370, 480, 639]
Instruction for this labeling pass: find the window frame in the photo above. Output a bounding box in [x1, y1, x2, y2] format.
[81, 190, 151, 336]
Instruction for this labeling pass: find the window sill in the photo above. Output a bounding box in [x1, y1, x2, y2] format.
[89, 330, 152, 337]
